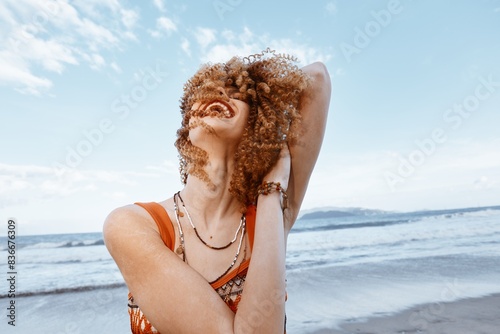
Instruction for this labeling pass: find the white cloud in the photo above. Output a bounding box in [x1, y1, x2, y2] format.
[120, 8, 139, 29]
[0, 51, 52, 95]
[0, 0, 139, 95]
[110, 61, 122, 73]
[19, 36, 79, 73]
[149, 16, 177, 38]
[221, 29, 236, 41]
[197, 27, 332, 66]
[85, 53, 106, 70]
[181, 37, 191, 57]
[201, 43, 255, 64]
[194, 27, 217, 49]
[146, 160, 179, 174]
[105, 191, 127, 199]
[156, 16, 177, 34]
[153, 0, 166, 12]
[0, 162, 162, 207]
[0, 176, 34, 193]
[474, 176, 495, 189]
[122, 30, 137, 41]
[271, 38, 332, 65]
[0, 3, 16, 25]
[148, 29, 161, 38]
[77, 18, 119, 49]
[325, 2, 338, 15]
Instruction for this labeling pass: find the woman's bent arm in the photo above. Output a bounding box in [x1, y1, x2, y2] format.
[103, 206, 236, 334]
[287, 62, 331, 229]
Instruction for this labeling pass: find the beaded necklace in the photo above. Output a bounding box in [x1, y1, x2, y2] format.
[173, 192, 246, 284]
[177, 191, 244, 250]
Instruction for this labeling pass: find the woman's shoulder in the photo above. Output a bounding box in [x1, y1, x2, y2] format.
[102, 203, 159, 248]
[104, 203, 152, 227]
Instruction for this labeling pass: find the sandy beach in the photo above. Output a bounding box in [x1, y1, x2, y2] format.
[0, 285, 130, 333]
[2, 286, 499, 333]
[311, 293, 500, 334]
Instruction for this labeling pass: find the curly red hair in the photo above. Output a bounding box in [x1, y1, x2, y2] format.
[175, 49, 310, 211]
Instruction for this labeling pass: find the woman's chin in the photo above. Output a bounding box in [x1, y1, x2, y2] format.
[189, 121, 245, 149]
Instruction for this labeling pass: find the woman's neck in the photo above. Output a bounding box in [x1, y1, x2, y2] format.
[180, 155, 241, 230]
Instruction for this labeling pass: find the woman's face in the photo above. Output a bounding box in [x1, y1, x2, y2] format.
[188, 86, 250, 147]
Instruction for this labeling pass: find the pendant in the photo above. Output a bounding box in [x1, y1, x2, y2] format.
[176, 246, 184, 255]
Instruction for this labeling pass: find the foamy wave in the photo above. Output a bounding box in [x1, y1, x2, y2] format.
[460, 208, 500, 217]
[417, 206, 500, 221]
[292, 218, 413, 233]
[17, 239, 105, 250]
[11, 253, 113, 265]
[416, 208, 500, 224]
[0, 282, 126, 299]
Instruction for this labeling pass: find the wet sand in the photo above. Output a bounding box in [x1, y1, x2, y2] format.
[310, 293, 500, 334]
[3, 286, 499, 333]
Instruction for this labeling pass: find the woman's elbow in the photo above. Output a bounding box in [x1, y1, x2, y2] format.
[304, 62, 330, 83]
[303, 62, 331, 98]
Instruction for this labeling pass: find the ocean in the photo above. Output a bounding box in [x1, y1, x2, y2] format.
[1, 205, 499, 333]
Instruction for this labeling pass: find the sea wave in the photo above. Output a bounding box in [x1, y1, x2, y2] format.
[56, 239, 105, 248]
[0, 239, 105, 251]
[0, 254, 114, 265]
[424, 208, 500, 220]
[291, 206, 500, 234]
[0, 282, 126, 299]
[291, 218, 413, 233]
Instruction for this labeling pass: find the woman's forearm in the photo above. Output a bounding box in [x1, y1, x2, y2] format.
[234, 192, 287, 333]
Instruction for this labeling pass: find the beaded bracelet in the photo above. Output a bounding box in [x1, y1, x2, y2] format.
[256, 181, 288, 211]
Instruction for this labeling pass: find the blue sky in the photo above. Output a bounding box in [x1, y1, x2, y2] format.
[1, 0, 499, 235]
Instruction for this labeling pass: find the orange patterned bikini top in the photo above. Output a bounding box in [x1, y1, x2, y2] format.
[127, 202, 258, 334]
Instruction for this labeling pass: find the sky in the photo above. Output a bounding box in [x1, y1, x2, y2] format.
[1, 0, 500, 235]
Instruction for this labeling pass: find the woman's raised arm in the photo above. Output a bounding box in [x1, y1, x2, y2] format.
[286, 62, 331, 230]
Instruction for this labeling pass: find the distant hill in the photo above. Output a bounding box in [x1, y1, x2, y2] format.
[299, 207, 389, 220]
[300, 210, 355, 220]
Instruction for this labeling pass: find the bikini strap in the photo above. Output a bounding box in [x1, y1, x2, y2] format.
[245, 205, 256, 252]
[134, 202, 176, 251]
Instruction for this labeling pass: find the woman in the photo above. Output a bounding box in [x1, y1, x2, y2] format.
[103, 49, 331, 333]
